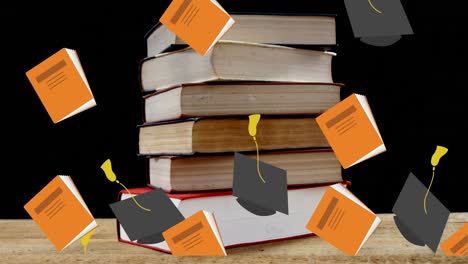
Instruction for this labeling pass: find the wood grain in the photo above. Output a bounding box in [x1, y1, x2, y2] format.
[1, 213, 466, 263]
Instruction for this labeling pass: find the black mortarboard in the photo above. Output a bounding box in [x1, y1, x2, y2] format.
[109, 188, 185, 244]
[392, 172, 450, 252]
[232, 152, 288, 216]
[344, 0, 413, 46]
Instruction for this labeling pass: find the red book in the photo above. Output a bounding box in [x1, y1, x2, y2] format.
[116, 181, 349, 254]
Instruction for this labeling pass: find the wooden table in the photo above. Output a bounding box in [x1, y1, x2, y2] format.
[0, 213, 466, 263]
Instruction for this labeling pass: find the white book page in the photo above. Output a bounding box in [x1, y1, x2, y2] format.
[64, 221, 98, 249]
[66, 49, 92, 92]
[349, 144, 386, 167]
[356, 94, 383, 140]
[357, 216, 381, 253]
[203, 210, 226, 254]
[331, 183, 380, 253]
[58, 99, 96, 122]
[345, 94, 386, 167]
[178, 187, 327, 246]
[55, 49, 96, 122]
[60, 175, 92, 215]
[205, 0, 235, 54]
[59, 175, 97, 249]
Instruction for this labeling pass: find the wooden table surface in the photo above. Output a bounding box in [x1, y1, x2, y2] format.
[0, 213, 466, 263]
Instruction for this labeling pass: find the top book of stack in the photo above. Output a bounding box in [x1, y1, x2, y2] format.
[145, 13, 336, 56]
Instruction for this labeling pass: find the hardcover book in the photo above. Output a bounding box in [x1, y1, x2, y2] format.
[147, 13, 336, 55]
[116, 183, 348, 254]
[143, 82, 342, 123]
[147, 149, 342, 192]
[138, 116, 329, 155]
[140, 40, 335, 93]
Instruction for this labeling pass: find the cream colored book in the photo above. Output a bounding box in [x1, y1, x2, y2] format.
[140, 41, 335, 92]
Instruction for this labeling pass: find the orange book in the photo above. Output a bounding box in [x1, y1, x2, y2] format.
[316, 93, 386, 169]
[24, 175, 97, 251]
[159, 0, 235, 56]
[441, 223, 468, 256]
[163, 210, 226, 256]
[26, 48, 96, 124]
[306, 183, 381, 256]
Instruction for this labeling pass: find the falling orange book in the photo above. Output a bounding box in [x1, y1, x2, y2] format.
[159, 0, 235, 56]
[316, 93, 386, 169]
[24, 175, 97, 251]
[306, 183, 381, 256]
[163, 210, 226, 256]
[26, 48, 96, 124]
[441, 223, 468, 256]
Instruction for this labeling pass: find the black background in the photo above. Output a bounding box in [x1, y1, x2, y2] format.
[2, 1, 466, 219]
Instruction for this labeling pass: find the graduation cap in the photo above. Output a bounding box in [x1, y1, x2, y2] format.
[344, 0, 413, 46]
[232, 152, 288, 216]
[109, 188, 185, 244]
[392, 172, 450, 252]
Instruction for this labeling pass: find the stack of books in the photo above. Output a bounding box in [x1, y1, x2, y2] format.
[117, 12, 346, 253]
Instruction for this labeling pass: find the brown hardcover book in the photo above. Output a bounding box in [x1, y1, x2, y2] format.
[138, 116, 329, 155]
[139, 41, 335, 93]
[147, 149, 342, 192]
[143, 82, 343, 123]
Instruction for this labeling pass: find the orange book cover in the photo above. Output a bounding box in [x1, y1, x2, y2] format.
[306, 184, 381, 256]
[24, 175, 97, 251]
[159, 0, 235, 56]
[163, 210, 226, 256]
[26, 48, 96, 124]
[441, 223, 467, 256]
[316, 93, 385, 169]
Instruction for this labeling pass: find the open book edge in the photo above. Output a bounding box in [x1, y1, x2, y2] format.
[53, 49, 96, 122]
[204, 211, 226, 255]
[345, 94, 386, 168]
[58, 176, 97, 249]
[65, 49, 92, 93]
[204, 0, 236, 55]
[58, 99, 96, 122]
[330, 183, 380, 254]
[355, 94, 383, 141]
